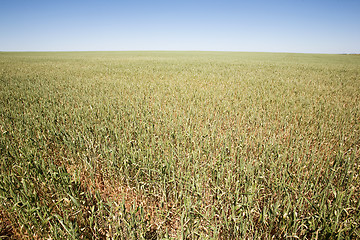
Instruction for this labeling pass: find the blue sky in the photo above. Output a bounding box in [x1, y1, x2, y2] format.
[1, 0, 359, 53]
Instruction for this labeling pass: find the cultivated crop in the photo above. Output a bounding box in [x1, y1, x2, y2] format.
[0, 51, 359, 239]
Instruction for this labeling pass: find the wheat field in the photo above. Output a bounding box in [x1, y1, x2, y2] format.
[0, 51, 359, 239]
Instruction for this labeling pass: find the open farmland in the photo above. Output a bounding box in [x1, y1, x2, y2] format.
[0, 51, 359, 239]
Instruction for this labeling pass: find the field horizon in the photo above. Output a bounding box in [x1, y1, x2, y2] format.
[1, 50, 359, 55]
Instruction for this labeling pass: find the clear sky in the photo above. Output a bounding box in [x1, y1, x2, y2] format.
[1, 0, 359, 53]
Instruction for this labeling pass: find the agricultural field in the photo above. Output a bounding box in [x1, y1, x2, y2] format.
[0, 51, 359, 239]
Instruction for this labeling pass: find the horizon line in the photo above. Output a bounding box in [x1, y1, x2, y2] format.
[1, 50, 359, 55]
